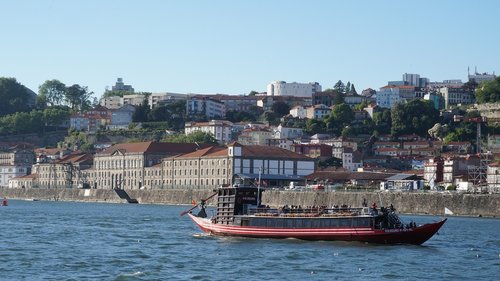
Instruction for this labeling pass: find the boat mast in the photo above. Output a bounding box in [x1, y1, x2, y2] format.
[257, 167, 262, 207]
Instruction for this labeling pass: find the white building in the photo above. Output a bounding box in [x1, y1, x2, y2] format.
[439, 87, 475, 109]
[185, 120, 233, 144]
[162, 142, 315, 189]
[468, 71, 496, 84]
[1, 165, 30, 187]
[306, 104, 331, 120]
[289, 106, 307, 119]
[122, 94, 147, 107]
[342, 148, 363, 172]
[487, 163, 500, 193]
[148, 92, 187, 109]
[111, 78, 134, 92]
[186, 95, 226, 119]
[403, 73, 429, 87]
[376, 85, 415, 108]
[272, 125, 303, 139]
[0, 145, 34, 187]
[267, 81, 321, 97]
[107, 104, 136, 130]
[100, 96, 122, 109]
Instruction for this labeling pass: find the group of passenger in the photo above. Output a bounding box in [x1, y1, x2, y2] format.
[280, 205, 327, 214]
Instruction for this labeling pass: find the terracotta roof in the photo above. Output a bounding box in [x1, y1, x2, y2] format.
[14, 173, 37, 179]
[57, 153, 93, 164]
[173, 146, 228, 158]
[412, 147, 437, 151]
[169, 143, 312, 161]
[100, 141, 199, 155]
[404, 141, 429, 145]
[374, 141, 399, 146]
[375, 148, 399, 152]
[34, 148, 63, 155]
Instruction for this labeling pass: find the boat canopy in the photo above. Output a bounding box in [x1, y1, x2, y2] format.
[234, 173, 304, 181]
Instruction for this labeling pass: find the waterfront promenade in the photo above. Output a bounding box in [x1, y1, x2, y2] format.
[1, 188, 498, 218]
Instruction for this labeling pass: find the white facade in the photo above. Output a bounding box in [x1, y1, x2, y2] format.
[267, 81, 321, 97]
[289, 106, 307, 119]
[468, 72, 496, 84]
[376, 86, 415, 108]
[185, 120, 233, 143]
[376, 88, 402, 108]
[272, 125, 303, 139]
[487, 164, 500, 193]
[342, 148, 363, 172]
[100, 96, 122, 109]
[439, 87, 475, 109]
[148, 92, 186, 109]
[186, 96, 226, 119]
[306, 104, 331, 119]
[0, 165, 28, 187]
[122, 94, 146, 106]
[108, 104, 135, 130]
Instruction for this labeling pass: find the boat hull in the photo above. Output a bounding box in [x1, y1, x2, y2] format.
[188, 214, 446, 245]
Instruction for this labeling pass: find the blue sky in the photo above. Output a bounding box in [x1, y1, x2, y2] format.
[1, 0, 499, 98]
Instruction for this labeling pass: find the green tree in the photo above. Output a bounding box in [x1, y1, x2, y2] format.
[162, 131, 218, 144]
[259, 111, 279, 125]
[333, 80, 346, 93]
[65, 84, 93, 110]
[271, 101, 291, 116]
[0, 77, 34, 117]
[305, 119, 326, 135]
[248, 91, 259, 96]
[132, 98, 150, 122]
[391, 99, 439, 136]
[226, 110, 257, 122]
[325, 103, 354, 135]
[475, 77, 500, 103]
[101, 90, 130, 99]
[372, 108, 392, 135]
[43, 106, 71, 128]
[323, 88, 345, 105]
[349, 83, 357, 95]
[38, 79, 66, 106]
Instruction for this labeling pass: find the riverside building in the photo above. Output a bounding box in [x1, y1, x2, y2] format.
[162, 142, 315, 189]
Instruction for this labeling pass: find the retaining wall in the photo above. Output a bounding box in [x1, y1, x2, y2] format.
[1, 188, 498, 217]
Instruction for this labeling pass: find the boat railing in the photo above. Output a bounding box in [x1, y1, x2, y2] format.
[248, 206, 371, 217]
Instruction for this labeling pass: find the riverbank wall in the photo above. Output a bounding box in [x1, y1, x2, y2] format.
[1, 188, 499, 217]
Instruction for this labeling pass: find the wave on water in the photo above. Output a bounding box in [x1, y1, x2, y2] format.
[115, 271, 145, 280]
[192, 233, 213, 239]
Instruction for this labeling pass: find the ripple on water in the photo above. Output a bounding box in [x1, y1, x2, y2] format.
[2, 201, 499, 281]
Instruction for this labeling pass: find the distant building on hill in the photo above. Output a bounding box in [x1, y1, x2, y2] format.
[186, 95, 226, 119]
[0, 144, 35, 187]
[468, 68, 496, 84]
[185, 120, 233, 144]
[439, 87, 475, 109]
[111, 78, 134, 92]
[267, 81, 321, 97]
[376, 85, 416, 108]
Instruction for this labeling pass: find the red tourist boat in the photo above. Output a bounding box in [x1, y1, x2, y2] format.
[181, 186, 446, 245]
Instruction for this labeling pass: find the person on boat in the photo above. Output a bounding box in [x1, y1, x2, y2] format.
[370, 202, 378, 215]
[362, 198, 367, 207]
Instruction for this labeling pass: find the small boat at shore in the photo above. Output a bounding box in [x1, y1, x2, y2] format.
[181, 186, 446, 245]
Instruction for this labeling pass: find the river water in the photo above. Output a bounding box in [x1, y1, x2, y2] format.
[1, 200, 498, 280]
